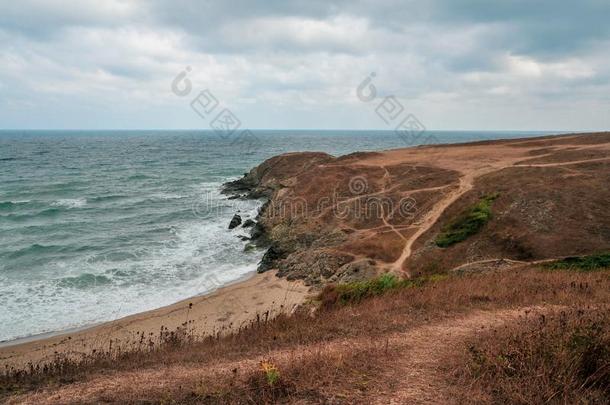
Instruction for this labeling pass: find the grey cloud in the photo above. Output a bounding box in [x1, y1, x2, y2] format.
[0, 1, 140, 39]
[427, 0, 610, 57]
[0, 0, 608, 130]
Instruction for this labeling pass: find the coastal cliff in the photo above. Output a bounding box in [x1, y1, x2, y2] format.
[226, 132, 610, 285]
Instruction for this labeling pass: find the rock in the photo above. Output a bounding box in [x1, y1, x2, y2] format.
[222, 174, 257, 195]
[238, 235, 250, 241]
[227, 194, 242, 200]
[276, 250, 354, 285]
[228, 214, 242, 229]
[257, 243, 287, 273]
[250, 222, 266, 243]
[332, 259, 378, 283]
[242, 219, 256, 228]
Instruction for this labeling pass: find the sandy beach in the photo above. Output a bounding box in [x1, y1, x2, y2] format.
[0, 271, 309, 369]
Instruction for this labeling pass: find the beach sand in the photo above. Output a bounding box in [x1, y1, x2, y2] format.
[0, 271, 309, 368]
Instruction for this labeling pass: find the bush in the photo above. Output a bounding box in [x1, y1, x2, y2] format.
[317, 273, 454, 308]
[542, 252, 610, 272]
[435, 193, 499, 248]
[319, 273, 411, 308]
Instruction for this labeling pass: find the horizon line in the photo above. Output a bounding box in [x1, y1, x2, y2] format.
[0, 128, 593, 133]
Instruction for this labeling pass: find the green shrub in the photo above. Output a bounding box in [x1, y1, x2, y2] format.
[334, 273, 401, 305]
[542, 253, 610, 272]
[319, 273, 451, 308]
[320, 273, 414, 306]
[435, 193, 499, 248]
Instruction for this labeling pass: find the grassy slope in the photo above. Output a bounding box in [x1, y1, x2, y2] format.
[455, 307, 609, 404]
[2, 256, 609, 404]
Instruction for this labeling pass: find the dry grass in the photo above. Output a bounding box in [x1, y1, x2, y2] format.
[2, 265, 609, 404]
[453, 307, 609, 404]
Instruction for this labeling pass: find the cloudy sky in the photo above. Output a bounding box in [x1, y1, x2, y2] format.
[1, 0, 609, 130]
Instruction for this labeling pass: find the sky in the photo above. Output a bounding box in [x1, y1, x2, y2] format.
[0, 0, 609, 131]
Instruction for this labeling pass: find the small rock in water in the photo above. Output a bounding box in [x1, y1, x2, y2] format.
[242, 219, 256, 228]
[229, 214, 242, 229]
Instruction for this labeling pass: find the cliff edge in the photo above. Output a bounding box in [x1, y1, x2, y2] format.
[225, 132, 610, 285]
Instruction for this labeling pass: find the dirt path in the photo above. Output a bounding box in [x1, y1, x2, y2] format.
[513, 156, 610, 167]
[299, 136, 608, 278]
[386, 145, 608, 275]
[371, 307, 547, 404]
[8, 306, 548, 404]
[391, 175, 474, 274]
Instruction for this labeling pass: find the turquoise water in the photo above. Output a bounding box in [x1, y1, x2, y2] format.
[0, 129, 552, 342]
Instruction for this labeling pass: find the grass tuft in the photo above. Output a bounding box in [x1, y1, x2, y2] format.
[435, 192, 499, 248]
[260, 361, 281, 386]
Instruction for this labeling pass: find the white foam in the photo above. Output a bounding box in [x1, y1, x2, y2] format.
[51, 198, 87, 208]
[149, 193, 188, 201]
[0, 186, 265, 342]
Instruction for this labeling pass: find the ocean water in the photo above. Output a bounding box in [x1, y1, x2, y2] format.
[0, 129, 553, 342]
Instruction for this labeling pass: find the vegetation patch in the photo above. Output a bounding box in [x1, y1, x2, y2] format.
[542, 252, 610, 272]
[319, 273, 449, 308]
[260, 360, 281, 387]
[319, 274, 410, 308]
[435, 192, 499, 248]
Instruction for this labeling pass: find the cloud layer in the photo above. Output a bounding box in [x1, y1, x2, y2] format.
[1, 0, 609, 130]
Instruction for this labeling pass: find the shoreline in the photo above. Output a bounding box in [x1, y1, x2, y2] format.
[0, 270, 309, 368]
[0, 165, 276, 367]
[0, 269, 259, 349]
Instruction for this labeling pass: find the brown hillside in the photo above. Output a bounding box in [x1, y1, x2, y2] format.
[233, 132, 610, 282]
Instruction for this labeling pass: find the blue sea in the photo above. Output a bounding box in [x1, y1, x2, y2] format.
[0, 129, 553, 342]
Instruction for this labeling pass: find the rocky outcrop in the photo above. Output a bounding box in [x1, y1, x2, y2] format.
[223, 152, 334, 199]
[223, 151, 361, 284]
[257, 243, 288, 273]
[276, 250, 354, 285]
[221, 150, 462, 284]
[331, 259, 379, 283]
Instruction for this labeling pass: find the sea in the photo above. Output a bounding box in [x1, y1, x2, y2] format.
[0, 129, 554, 342]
